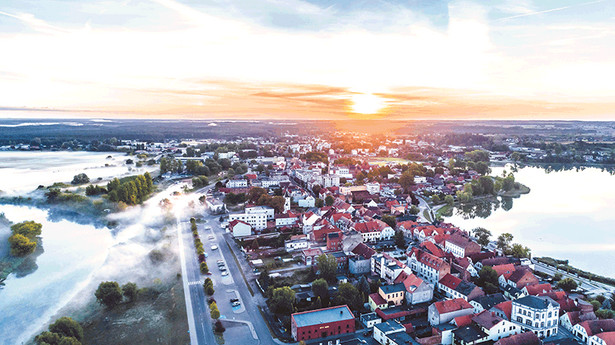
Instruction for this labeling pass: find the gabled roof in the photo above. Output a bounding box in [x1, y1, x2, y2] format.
[454, 314, 474, 327]
[380, 283, 406, 295]
[452, 325, 487, 343]
[351, 243, 376, 259]
[492, 264, 516, 279]
[514, 295, 559, 310]
[400, 273, 425, 293]
[421, 241, 446, 258]
[524, 283, 553, 295]
[492, 301, 513, 320]
[446, 232, 479, 250]
[411, 248, 449, 271]
[472, 310, 504, 330]
[494, 331, 540, 345]
[564, 311, 596, 326]
[369, 292, 387, 306]
[578, 319, 615, 336]
[456, 281, 482, 297]
[433, 298, 473, 314]
[596, 331, 615, 345]
[471, 293, 507, 310]
[508, 269, 537, 285]
[439, 273, 462, 290]
[229, 219, 250, 228]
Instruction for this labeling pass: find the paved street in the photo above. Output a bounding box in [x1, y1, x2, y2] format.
[176, 187, 281, 345]
[533, 261, 615, 296]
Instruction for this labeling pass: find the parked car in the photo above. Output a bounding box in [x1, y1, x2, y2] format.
[221, 271, 229, 276]
[210, 245, 218, 250]
[232, 301, 241, 307]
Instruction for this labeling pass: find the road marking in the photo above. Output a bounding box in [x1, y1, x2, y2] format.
[189, 281, 203, 286]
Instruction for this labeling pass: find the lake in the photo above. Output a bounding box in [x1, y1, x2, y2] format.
[0, 151, 154, 194]
[445, 165, 615, 278]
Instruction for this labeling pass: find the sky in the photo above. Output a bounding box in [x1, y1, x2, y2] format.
[0, 0, 614, 120]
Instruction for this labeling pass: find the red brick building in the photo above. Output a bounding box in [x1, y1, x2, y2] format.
[291, 305, 355, 341]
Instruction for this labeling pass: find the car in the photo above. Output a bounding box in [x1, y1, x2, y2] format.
[204, 253, 208, 258]
[232, 301, 241, 307]
[208, 235, 215, 240]
[216, 259, 224, 264]
[230, 298, 239, 303]
[210, 245, 218, 250]
[218, 265, 226, 271]
[221, 271, 229, 276]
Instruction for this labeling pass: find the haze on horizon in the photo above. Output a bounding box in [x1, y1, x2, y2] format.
[1, 0, 614, 121]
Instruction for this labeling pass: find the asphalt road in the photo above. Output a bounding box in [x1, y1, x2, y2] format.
[176, 185, 280, 345]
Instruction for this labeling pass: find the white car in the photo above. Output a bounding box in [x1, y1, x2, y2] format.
[210, 245, 218, 250]
[221, 271, 229, 276]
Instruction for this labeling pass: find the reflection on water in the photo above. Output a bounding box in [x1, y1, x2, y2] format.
[445, 164, 615, 278]
[0, 206, 113, 345]
[450, 196, 514, 220]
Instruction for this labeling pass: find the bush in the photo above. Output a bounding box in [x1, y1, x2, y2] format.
[204, 278, 215, 295]
[71, 173, 90, 185]
[122, 282, 138, 302]
[95, 281, 123, 308]
[215, 319, 226, 333]
[8, 233, 37, 256]
[35, 316, 84, 345]
[210, 301, 220, 319]
[200, 262, 209, 274]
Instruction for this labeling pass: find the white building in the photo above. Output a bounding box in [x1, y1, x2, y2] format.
[365, 182, 380, 195]
[229, 210, 267, 230]
[511, 295, 560, 339]
[226, 179, 248, 188]
[229, 220, 252, 237]
[246, 206, 275, 220]
[298, 195, 315, 208]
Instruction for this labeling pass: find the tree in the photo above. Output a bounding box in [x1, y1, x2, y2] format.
[315, 198, 324, 208]
[48, 317, 83, 342]
[311, 279, 329, 306]
[408, 205, 420, 215]
[496, 233, 514, 253]
[325, 195, 334, 206]
[381, 215, 397, 229]
[557, 278, 578, 292]
[478, 266, 499, 288]
[8, 233, 37, 256]
[431, 194, 441, 204]
[510, 243, 531, 258]
[200, 261, 209, 274]
[398, 171, 414, 192]
[357, 276, 370, 300]
[395, 230, 406, 249]
[312, 184, 322, 196]
[122, 282, 138, 302]
[95, 281, 123, 308]
[269, 286, 295, 314]
[210, 301, 220, 319]
[472, 227, 492, 247]
[71, 173, 90, 185]
[316, 254, 337, 282]
[596, 309, 615, 319]
[591, 300, 602, 311]
[204, 278, 215, 295]
[444, 195, 454, 206]
[332, 283, 362, 310]
[214, 319, 226, 333]
[11, 220, 43, 238]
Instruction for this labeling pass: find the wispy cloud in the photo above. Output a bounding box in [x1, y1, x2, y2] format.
[494, 0, 606, 22]
[0, 10, 70, 35]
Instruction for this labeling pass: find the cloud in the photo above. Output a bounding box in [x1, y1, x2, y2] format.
[0, 10, 70, 35]
[494, 0, 606, 22]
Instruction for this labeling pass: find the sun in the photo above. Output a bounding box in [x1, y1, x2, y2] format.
[350, 93, 387, 115]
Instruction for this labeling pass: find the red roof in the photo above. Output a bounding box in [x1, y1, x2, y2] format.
[454, 314, 474, 327]
[579, 319, 615, 336]
[494, 331, 540, 345]
[524, 283, 553, 295]
[351, 243, 376, 259]
[492, 264, 515, 279]
[439, 273, 462, 290]
[369, 293, 386, 306]
[421, 241, 446, 258]
[596, 331, 615, 345]
[229, 219, 250, 228]
[493, 301, 512, 320]
[433, 298, 473, 314]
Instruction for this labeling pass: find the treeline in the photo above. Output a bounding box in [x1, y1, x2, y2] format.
[160, 156, 248, 177]
[35, 316, 84, 345]
[8, 221, 42, 257]
[107, 172, 154, 205]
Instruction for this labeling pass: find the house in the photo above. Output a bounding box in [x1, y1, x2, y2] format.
[285, 235, 309, 252]
[226, 179, 248, 188]
[275, 211, 299, 228]
[494, 331, 541, 345]
[511, 295, 560, 338]
[302, 248, 323, 266]
[438, 273, 485, 301]
[229, 219, 252, 237]
[591, 332, 615, 345]
[229, 209, 267, 230]
[326, 232, 343, 251]
[408, 248, 451, 285]
[397, 272, 433, 305]
[573, 319, 615, 344]
[360, 312, 382, 329]
[470, 293, 508, 314]
[428, 298, 474, 326]
[493, 264, 516, 285]
[472, 310, 522, 342]
[374, 320, 420, 345]
[559, 311, 597, 332]
[371, 253, 407, 284]
[445, 233, 481, 258]
[523, 283, 553, 296]
[354, 220, 395, 242]
[349, 243, 376, 275]
[302, 212, 320, 234]
[369, 284, 406, 310]
[291, 305, 355, 341]
[246, 206, 275, 220]
[298, 195, 316, 208]
[505, 269, 539, 289]
[491, 300, 513, 321]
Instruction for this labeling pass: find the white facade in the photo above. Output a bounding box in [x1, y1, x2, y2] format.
[298, 196, 315, 208]
[231, 221, 252, 237]
[511, 296, 559, 339]
[444, 241, 465, 258]
[284, 239, 309, 251]
[246, 206, 275, 220]
[226, 179, 248, 188]
[229, 211, 267, 230]
[366, 182, 380, 195]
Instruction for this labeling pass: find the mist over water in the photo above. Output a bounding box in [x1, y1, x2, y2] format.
[0, 152, 203, 345]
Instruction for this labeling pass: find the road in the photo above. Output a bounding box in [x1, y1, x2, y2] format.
[532, 260, 615, 296]
[176, 184, 280, 345]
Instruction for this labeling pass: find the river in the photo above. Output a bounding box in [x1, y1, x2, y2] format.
[445, 164, 615, 278]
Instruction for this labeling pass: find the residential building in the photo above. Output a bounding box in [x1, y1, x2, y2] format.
[302, 248, 323, 266]
[374, 320, 419, 345]
[285, 235, 309, 252]
[408, 248, 451, 285]
[511, 295, 560, 338]
[428, 298, 474, 326]
[494, 331, 541, 345]
[229, 219, 252, 237]
[438, 273, 485, 301]
[291, 305, 355, 341]
[445, 233, 481, 258]
[229, 210, 267, 230]
[246, 206, 275, 220]
[559, 311, 597, 332]
[573, 319, 615, 344]
[470, 293, 508, 314]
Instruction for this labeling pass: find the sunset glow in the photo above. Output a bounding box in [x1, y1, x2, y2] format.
[0, 0, 614, 120]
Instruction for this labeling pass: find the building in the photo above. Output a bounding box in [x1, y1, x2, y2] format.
[511, 295, 560, 338]
[428, 298, 474, 326]
[573, 319, 615, 344]
[291, 305, 355, 341]
[246, 206, 275, 220]
[285, 235, 310, 252]
[398, 272, 433, 305]
[229, 219, 252, 237]
[470, 293, 508, 314]
[559, 311, 597, 332]
[371, 254, 407, 284]
[327, 232, 343, 251]
[408, 248, 451, 285]
[445, 233, 481, 258]
[494, 331, 541, 345]
[302, 248, 323, 266]
[226, 179, 248, 188]
[360, 312, 382, 329]
[438, 273, 485, 301]
[374, 320, 419, 345]
[229, 209, 267, 230]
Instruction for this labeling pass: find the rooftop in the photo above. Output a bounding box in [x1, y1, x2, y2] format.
[514, 295, 559, 310]
[380, 283, 406, 295]
[374, 320, 405, 334]
[292, 305, 355, 328]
